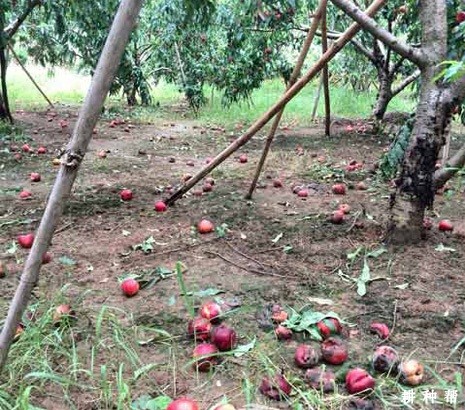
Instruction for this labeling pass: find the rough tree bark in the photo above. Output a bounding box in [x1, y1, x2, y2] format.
[331, 0, 465, 243]
[0, 0, 144, 373]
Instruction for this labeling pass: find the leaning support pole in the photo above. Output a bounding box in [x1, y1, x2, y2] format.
[0, 0, 144, 373]
[245, 0, 326, 200]
[166, 0, 387, 205]
[7, 44, 54, 108]
[321, 7, 331, 137]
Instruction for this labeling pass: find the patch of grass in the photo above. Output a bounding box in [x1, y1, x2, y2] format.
[0, 289, 172, 409]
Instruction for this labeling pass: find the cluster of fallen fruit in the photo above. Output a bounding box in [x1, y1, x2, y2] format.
[163, 303, 426, 410]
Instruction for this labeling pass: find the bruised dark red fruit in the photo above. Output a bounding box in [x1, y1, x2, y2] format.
[438, 219, 453, 231]
[192, 342, 218, 371]
[332, 183, 346, 195]
[305, 367, 336, 393]
[317, 318, 342, 339]
[52, 304, 77, 325]
[167, 397, 199, 410]
[423, 217, 433, 230]
[345, 368, 375, 394]
[372, 345, 399, 373]
[211, 324, 237, 351]
[199, 300, 222, 322]
[275, 324, 292, 340]
[187, 317, 212, 341]
[347, 398, 375, 410]
[294, 344, 320, 368]
[330, 210, 345, 224]
[369, 322, 390, 339]
[271, 304, 288, 323]
[321, 337, 348, 365]
[259, 372, 291, 400]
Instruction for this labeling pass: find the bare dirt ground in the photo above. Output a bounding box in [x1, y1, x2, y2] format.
[1, 107, 464, 409]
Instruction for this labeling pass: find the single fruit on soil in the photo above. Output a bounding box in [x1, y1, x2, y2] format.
[398, 4, 408, 13]
[52, 304, 76, 325]
[202, 183, 213, 192]
[192, 342, 218, 371]
[167, 397, 199, 410]
[332, 183, 346, 195]
[275, 324, 292, 340]
[438, 219, 453, 231]
[42, 252, 53, 264]
[305, 367, 336, 392]
[356, 181, 367, 190]
[372, 345, 399, 373]
[37, 146, 47, 154]
[423, 217, 433, 230]
[19, 190, 32, 199]
[339, 203, 351, 214]
[188, 317, 212, 341]
[198, 219, 214, 234]
[345, 368, 375, 394]
[205, 176, 215, 185]
[369, 322, 390, 339]
[321, 337, 348, 365]
[120, 278, 140, 297]
[97, 150, 107, 158]
[238, 154, 248, 163]
[211, 324, 237, 351]
[271, 305, 288, 323]
[154, 201, 167, 212]
[294, 344, 320, 368]
[297, 189, 309, 197]
[398, 359, 424, 386]
[120, 189, 133, 201]
[22, 144, 31, 153]
[17, 233, 34, 249]
[199, 300, 222, 322]
[273, 179, 283, 188]
[330, 210, 345, 224]
[30, 172, 41, 182]
[14, 153, 22, 160]
[259, 372, 292, 400]
[52, 158, 61, 166]
[316, 317, 342, 339]
[192, 189, 203, 196]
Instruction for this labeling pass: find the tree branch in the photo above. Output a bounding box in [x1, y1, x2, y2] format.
[351, 38, 377, 64]
[330, 0, 427, 68]
[4, 0, 43, 39]
[391, 70, 420, 96]
[434, 142, 465, 188]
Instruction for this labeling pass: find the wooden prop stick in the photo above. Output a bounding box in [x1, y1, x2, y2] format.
[0, 0, 144, 372]
[321, 6, 331, 137]
[7, 44, 54, 108]
[165, 0, 387, 206]
[245, 0, 327, 200]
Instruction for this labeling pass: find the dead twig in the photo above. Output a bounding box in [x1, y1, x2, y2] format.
[225, 241, 272, 268]
[377, 299, 398, 346]
[54, 222, 73, 235]
[152, 237, 222, 257]
[346, 209, 363, 233]
[205, 250, 287, 278]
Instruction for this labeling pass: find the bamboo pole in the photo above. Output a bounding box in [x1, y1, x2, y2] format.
[321, 7, 331, 137]
[165, 0, 387, 206]
[311, 73, 324, 121]
[7, 44, 54, 108]
[0, 0, 144, 372]
[245, 0, 327, 200]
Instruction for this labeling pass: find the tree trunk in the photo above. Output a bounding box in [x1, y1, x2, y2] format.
[0, 47, 13, 123]
[372, 70, 392, 120]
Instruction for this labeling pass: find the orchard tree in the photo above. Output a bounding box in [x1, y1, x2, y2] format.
[0, 0, 43, 122]
[327, 0, 420, 120]
[331, 0, 465, 242]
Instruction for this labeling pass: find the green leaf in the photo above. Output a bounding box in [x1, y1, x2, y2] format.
[366, 247, 387, 258]
[434, 243, 456, 252]
[271, 232, 283, 243]
[283, 245, 293, 254]
[146, 396, 172, 410]
[347, 246, 363, 261]
[58, 256, 77, 266]
[193, 288, 225, 297]
[6, 241, 17, 254]
[394, 283, 409, 290]
[133, 236, 155, 253]
[233, 338, 256, 357]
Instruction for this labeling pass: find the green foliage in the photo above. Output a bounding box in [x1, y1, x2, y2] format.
[378, 114, 415, 179]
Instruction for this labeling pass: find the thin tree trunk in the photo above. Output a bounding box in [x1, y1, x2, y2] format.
[0, 47, 13, 123]
[0, 0, 144, 373]
[321, 7, 331, 137]
[165, 0, 387, 205]
[245, 0, 326, 200]
[311, 74, 324, 121]
[372, 71, 392, 120]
